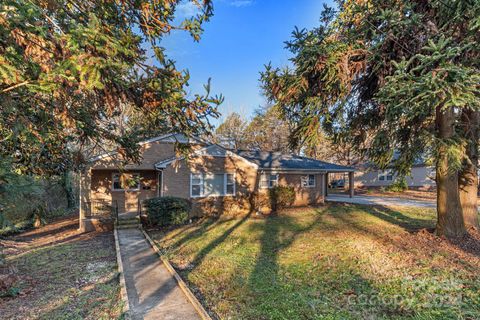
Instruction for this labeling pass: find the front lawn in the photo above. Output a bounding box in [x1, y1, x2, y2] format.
[0, 215, 123, 319]
[148, 204, 480, 319]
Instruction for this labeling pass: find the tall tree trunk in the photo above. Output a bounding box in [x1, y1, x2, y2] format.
[458, 109, 480, 230]
[62, 170, 76, 209]
[435, 106, 466, 238]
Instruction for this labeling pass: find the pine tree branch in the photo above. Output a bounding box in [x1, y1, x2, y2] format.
[1, 81, 30, 93]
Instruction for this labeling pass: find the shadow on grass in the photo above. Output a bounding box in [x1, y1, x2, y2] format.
[38, 275, 122, 320]
[10, 214, 79, 242]
[332, 203, 434, 232]
[166, 216, 237, 251]
[245, 212, 324, 317]
[2, 229, 120, 319]
[186, 212, 252, 272]
[447, 230, 480, 258]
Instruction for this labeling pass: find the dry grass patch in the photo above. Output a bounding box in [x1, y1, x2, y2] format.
[0, 215, 123, 320]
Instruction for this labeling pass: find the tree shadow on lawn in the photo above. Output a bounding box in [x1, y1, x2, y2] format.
[37, 275, 122, 320]
[185, 213, 253, 272]
[164, 216, 239, 252]
[349, 203, 480, 259]
[336, 203, 435, 232]
[10, 214, 79, 243]
[244, 212, 322, 317]
[332, 204, 480, 272]
[1, 230, 119, 319]
[242, 210, 403, 319]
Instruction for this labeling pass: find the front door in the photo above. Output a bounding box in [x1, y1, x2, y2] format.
[125, 190, 139, 212]
[124, 172, 141, 212]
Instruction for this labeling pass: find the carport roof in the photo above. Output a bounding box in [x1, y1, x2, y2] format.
[235, 150, 354, 172]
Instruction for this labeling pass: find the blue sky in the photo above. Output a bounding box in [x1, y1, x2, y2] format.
[161, 0, 330, 127]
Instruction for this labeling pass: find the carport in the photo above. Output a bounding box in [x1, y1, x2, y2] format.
[324, 168, 356, 198]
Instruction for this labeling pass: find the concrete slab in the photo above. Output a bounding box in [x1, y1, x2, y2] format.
[117, 228, 202, 320]
[326, 194, 436, 208]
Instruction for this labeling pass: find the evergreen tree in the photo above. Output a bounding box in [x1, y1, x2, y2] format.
[261, 0, 480, 237]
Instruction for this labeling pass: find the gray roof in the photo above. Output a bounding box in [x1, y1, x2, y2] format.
[235, 150, 354, 172]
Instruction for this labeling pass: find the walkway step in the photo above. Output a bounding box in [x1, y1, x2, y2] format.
[118, 218, 140, 225]
[116, 228, 202, 320]
[116, 224, 141, 230]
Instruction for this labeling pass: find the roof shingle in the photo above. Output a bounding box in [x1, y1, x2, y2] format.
[235, 150, 354, 172]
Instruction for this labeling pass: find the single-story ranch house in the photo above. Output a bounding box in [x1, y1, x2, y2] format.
[79, 133, 354, 232]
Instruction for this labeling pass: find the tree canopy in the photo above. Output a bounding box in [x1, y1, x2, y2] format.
[261, 0, 480, 237]
[0, 0, 223, 175]
[215, 106, 294, 153]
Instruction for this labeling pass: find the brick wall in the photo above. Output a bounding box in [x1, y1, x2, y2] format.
[163, 154, 325, 216]
[90, 170, 158, 213]
[84, 141, 326, 217]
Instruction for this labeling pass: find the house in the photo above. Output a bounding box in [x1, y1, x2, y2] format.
[79, 133, 354, 232]
[354, 163, 436, 189]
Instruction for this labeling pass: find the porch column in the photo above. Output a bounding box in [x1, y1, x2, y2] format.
[325, 172, 329, 196]
[349, 171, 354, 198]
[321, 173, 326, 198]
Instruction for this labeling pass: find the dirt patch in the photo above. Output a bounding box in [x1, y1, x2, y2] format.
[381, 227, 480, 276]
[0, 215, 122, 319]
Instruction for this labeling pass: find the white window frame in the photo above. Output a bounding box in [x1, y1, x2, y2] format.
[225, 173, 236, 196]
[112, 173, 123, 191]
[112, 172, 141, 191]
[302, 174, 315, 188]
[190, 173, 204, 198]
[190, 173, 235, 198]
[269, 174, 279, 188]
[378, 170, 394, 182]
[260, 173, 279, 189]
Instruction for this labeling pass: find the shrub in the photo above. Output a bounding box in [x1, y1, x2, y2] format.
[387, 177, 409, 192]
[269, 185, 295, 212]
[143, 197, 190, 227]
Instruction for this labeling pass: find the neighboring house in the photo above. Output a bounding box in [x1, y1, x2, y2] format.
[354, 163, 436, 189]
[79, 133, 354, 232]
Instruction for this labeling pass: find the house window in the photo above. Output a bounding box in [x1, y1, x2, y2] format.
[302, 174, 315, 187]
[204, 174, 225, 196]
[260, 173, 279, 188]
[378, 170, 393, 181]
[112, 173, 140, 191]
[191, 174, 203, 197]
[112, 173, 122, 190]
[226, 174, 235, 195]
[190, 173, 235, 198]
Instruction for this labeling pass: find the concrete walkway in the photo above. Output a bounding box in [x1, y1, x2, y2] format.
[117, 228, 201, 320]
[326, 194, 436, 208]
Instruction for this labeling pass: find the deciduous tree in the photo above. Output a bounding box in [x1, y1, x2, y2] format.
[215, 112, 248, 150]
[0, 0, 222, 176]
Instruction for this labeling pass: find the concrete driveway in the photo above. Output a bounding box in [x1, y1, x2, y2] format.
[326, 194, 436, 208]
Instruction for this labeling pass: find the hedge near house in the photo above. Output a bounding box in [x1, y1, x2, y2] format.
[143, 197, 191, 227]
[269, 186, 295, 212]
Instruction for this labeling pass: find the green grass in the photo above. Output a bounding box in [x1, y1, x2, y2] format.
[1, 221, 124, 319]
[149, 204, 480, 320]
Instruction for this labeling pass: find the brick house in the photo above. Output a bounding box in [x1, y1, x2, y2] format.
[79, 133, 354, 232]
